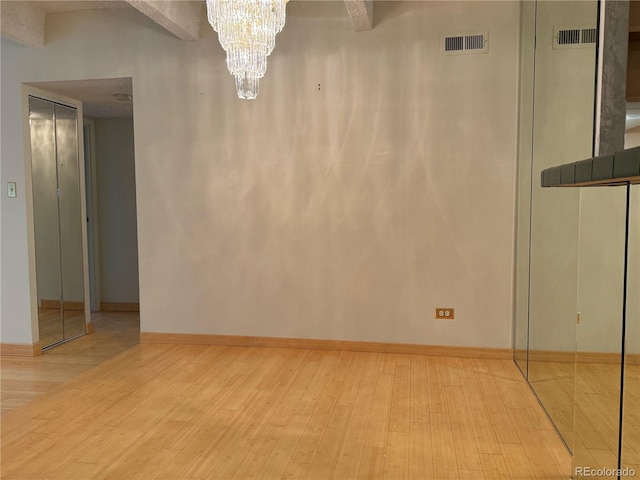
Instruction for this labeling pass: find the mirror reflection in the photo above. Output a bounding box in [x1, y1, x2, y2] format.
[29, 96, 85, 348]
[516, 0, 637, 475]
[513, 0, 536, 377]
[622, 184, 640, 474]
[573, 186, 626, 478]
[520, 0, 599, 452]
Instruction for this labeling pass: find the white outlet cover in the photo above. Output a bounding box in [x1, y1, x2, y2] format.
[7, 182, 16, 198]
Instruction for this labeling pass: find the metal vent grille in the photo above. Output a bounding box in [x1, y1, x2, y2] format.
[441, 31, 488, 55]
[553, 25, 597, 49]
[465, 34, 485, 50]
[581, 28, 597, 44]
[558, 29, 580, 45]
[444, 36, 464, 52]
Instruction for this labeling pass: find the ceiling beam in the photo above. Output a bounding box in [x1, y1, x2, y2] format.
[343, 0, 373, 32]
[124, 0, 202, 41]
[0, 1, 45, 47]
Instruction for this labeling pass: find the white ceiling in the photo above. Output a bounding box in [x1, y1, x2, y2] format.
[26, 78, 134, 118]
[29, 1, 131, 13]
[2, 0, 372, 117]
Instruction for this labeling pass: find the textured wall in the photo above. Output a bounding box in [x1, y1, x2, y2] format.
[1, 2, 519, 347]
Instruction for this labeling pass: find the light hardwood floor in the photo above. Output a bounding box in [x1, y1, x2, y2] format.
[1, 311, 140, 415]
[1, 328, 571, 480]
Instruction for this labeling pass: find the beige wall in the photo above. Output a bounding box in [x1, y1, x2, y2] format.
[94, 118, 139, 304]
[0, 2, 520, 347]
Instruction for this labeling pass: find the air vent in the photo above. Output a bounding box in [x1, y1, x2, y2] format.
[553, 25, 597, 49]
[445, 36, 464, 52]
[441, 31, 488, 55]
[581, 28, 597, 44]
[558, 29, 580, 45]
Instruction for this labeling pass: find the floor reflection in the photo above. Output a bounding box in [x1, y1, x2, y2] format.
[623, 361, 640, 474]
[38, 307, 85, 348]
[529, 359, 575, 449]
[530, 359, 640, 480]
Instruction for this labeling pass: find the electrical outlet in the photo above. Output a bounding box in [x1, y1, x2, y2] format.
[435, 308, 454, 319]
[7, 182, 16, 198]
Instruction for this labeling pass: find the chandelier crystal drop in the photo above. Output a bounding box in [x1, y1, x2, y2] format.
[206, 0, 288, 99]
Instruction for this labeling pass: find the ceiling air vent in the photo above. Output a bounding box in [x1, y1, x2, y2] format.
[441, 31, 488, 55]
[553, 25, 597, 49]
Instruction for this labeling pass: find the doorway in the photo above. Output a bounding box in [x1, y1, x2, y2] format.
[26, 78, 140, 350]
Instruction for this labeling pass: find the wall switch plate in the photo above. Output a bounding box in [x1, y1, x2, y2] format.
[436, 308, 454, 319]
[7, 182, 16, 198]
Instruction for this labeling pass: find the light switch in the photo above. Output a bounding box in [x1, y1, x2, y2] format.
[7, 182, 16, 198]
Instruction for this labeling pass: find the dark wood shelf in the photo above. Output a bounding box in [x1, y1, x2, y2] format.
[541, 147, 640, 187]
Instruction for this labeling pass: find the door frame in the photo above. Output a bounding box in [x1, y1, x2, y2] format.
[82, 118, 101, 313]
[22, 84, 92, 345]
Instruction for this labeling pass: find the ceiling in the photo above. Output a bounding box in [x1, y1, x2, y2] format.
[26, 78, 134, 118]
[0, 0, 372, 46]
[1, 0, 372, 117]
[28, 1, 131, 13]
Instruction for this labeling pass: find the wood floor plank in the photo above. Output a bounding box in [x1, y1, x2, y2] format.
[409, 421, 434, 480]
[363, 354, 395, 448]
[357, 446, 385, 480]
[332, 353, 381, 480]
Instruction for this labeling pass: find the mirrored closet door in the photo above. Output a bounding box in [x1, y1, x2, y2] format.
[29, 96, 85, 349]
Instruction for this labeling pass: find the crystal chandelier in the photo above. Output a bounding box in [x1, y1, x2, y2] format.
[206, 0, 288, 99]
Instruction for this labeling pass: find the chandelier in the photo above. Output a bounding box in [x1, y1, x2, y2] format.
[206, 0, 288, 99]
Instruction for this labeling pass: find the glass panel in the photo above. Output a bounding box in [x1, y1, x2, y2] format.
[526, 0, 598, 453]
[29, 97, 63, 348]
[622, 184, 640, 474]
[573, 185, 627, 478]
[54, 104, 85, 339]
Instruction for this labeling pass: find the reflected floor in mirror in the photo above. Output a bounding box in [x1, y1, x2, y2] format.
[528, 360, 575, 447]
[1, 311, 140, 415]
[574, 361, 622, 480]
[37, 308, 86, 348]
[623, 361, 640, 474]
[530, 360, 640, 479]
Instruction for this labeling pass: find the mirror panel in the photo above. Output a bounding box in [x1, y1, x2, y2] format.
[513, 0, 536, 377]
[29, 97, 64, 348]
[526, 0, 599, 452]
[28, 97, 85, 348]
[55, 104, 85, 339]
[573, 186, 627, 478]
[622, 184, 640, 474]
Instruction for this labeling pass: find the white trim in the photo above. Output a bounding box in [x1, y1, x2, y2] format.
[82, 118, 102, 312]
